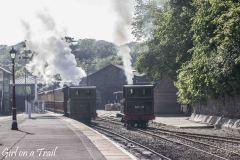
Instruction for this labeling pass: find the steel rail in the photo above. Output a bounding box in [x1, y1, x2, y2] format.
[146, 129, 240, 156]
[138, 129, 230, 160]
[148, 127, 240, 144]
[97, 116, 240, 157]
[99, 116, 240, 144]
[97, 118, 240, 160]
[92, 125, 172, 160]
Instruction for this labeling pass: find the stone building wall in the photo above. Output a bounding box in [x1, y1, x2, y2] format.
[193, 94, 240, 118]
[87, 64, 127, 109]
[154, 77, 181, 114]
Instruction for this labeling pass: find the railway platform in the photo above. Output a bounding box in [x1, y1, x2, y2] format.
[97, 110, 213, 129]
[0, 112, 135, 160]
[153, 115, 213, 128]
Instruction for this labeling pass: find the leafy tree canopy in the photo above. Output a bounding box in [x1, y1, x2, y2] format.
[133, 0, 240, 104]
[134, 0, 194, 80]
[176, 0, 240, 104]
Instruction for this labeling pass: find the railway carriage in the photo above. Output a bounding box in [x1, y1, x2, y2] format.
[122, 85, 155, 128]
[38, 88, 64, 113]
[38, 86, 97, 122]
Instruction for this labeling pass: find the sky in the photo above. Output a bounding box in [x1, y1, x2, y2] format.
[0, 0, 135, 46]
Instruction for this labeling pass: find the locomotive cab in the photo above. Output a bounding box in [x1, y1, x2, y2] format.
[67, 86, 97, 123]
[122, 85, 155, 128]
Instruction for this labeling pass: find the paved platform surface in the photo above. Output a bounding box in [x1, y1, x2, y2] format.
[97, 110, 213, 128]
[97, 110, 120, 118]
[0, 113, 134, 160]
[153, 115, 213, 128]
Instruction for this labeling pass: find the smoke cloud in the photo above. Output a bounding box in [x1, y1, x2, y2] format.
[112, 0, 134, 84]
[21, 11, 86, 85]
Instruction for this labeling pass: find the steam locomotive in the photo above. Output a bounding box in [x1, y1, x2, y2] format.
[121, 85, 155, 128]
[38, 86, 97, 122]
[38, 83, 155, 126]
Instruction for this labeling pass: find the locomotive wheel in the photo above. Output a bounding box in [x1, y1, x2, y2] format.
[142, 123, 147, 129]
[142, 121, 148, 129]
[137, 121, 147, 129]
[126, 123, 131, 129]
[138, 123, 142, 128]
[126, 121, 133, 129]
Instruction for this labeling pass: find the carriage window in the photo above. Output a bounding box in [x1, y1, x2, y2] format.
[127, 88, 135, 96]
[130, 89, 133, 94]
[144, 88, 152, 96]
[127, 88, 152, 97]
[138, 88, 151, 96]
[86, 90, 91, 95]
[76, 90, 80, 96]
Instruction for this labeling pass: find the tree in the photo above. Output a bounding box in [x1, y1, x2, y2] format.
[176, 0, 240, 104]
[134, 0, 194, 80]
[71, 39, 122, 74]
[95, 40, 118, 58]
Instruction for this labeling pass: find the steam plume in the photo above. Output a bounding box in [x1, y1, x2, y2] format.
[112, 0, 134, 84]
[21, 11, 86, 85]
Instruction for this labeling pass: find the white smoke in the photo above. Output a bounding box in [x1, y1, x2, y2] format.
[112, 0, 134, 84]
[117, 45, 133, 84]
[21, 11, 86, 85]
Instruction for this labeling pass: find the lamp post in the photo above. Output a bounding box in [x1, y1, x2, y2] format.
[10, 47, 18, 130]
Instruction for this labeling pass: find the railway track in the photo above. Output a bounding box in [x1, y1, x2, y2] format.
[137, 129, 240, 160]
[98, 116, 240, 144]
[95, 116, 240, 160]
[148, 127, 240, 145]
[92, 125, 171, 160]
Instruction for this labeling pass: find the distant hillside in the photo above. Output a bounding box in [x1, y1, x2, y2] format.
[70, 39, 122, 74]
[0, 38, 142, 79]
[0, 42, 28, 78]
[67, 38, 142, 74]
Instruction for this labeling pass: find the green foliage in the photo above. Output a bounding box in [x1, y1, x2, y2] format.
[134, 0, 240, 104]
[0, 43, 29, 78]
[0, 39, 140, 80]
[72, 39, 120, 73]
[72, 39, 118, 60]
[73, 39, 142, 74]
[134, 0, 194, 80]
[94, 56, 123, 71]
[176, 0, 240, 104]
[127, 42, 142, 66]
[95, 40, 118, 58]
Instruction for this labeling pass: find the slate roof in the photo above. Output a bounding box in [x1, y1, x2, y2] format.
[87, 64, 124, 77]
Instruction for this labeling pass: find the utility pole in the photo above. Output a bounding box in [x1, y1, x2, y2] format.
[21, 41, 33, 118]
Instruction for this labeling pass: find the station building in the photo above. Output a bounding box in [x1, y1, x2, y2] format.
[133, 72, 181, 114]
[154, 77, 181, 114]
[12, 76, 37, 111]
[0, 67, 11, 114]
[80, 64, 181, 114]
[80, 64, 127, 109]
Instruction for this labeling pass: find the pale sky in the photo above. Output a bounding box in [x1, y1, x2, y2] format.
[0, 0, 135, 46]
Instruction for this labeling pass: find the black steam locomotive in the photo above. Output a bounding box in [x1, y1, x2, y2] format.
[38, 86, 97, 122]
[121, 85, 155, 128]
